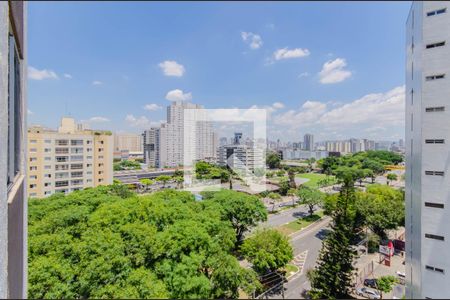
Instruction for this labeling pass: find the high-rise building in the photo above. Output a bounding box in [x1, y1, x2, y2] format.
[0, 2, 27, 297]
[142, 128, 160, 168]
[27, 117, 114, 198]
[114, 133, 143, 153]
[406, 2, 450, 298]
[304, 133, 314, 151]
[234, 132, 242, 145]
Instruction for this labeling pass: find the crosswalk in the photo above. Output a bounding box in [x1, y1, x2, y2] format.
[288, 250, 308, 280]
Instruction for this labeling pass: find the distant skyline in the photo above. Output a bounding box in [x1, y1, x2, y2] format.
[28, 1, 410, 141]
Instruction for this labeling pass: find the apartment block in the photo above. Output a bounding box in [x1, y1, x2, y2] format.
[0, 1, 27, 297]
[406, 2, 450, 298]
[27, 117, 113, 198]
[303, 133, 314, 151]
[142, 127, 160, 168]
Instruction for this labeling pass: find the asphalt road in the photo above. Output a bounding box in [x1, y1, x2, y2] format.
[266, 205, 312, 227]
[267, 216, 332, 299]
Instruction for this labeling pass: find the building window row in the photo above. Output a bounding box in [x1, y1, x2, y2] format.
[55, 180, 69, 187]
[425, 171, 445, 176]
[71, 139, 84, 146]
[425, 202, 444, 209]
[425, 106, 445, 112]
[426, 74, 445, 81]
[426, 41, 445, 49]
[425, 139, 445, 144]
[425, 233, 445, 241]
[425, 265, 445, 274]
[55, 139, 69, 146]
[56, 164, 69, 171]
[426, 8, 446, 17]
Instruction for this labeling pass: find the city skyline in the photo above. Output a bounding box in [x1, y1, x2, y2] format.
[28, 1, 409, 141]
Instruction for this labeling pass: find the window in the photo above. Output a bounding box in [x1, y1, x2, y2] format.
[7, 34, 22, 188]
[55, 172, 69, 179]
[44, 182, 51, 187]
[426, 74, 445, 81]
[30, 166, 37, 171]
[44, 139, 52, 144]
[71, 139, 83, 146]
[30, 148, 37, 153]
[55, 139, 69, 146]
[55, 180, 69, 187]
[87, 179, 92, 183]
[30, 157, 37, 162]
[71, 163, 83, 170]
[99, 178, 104, 183]
[30, 139, 37, 144]
[425, 265, 445, 274]
[86, 163, 92, 168]
[55, 147, 69, 154]
[98, 156, 104, 159]
[425, 202, 444, 209]
[425, 171, 444, 176]
[29, 175, 37, 180]
[44, 157, 51, 161]
[30, 193, 37, 197]
[425, 233, 444, 241]
[425, 106, 445, 112]
[55, 164, 69, 171]
[44, 174, 51, 178]
[56, 156, 68, 162]
[44, 165, 51, 170]
[426, 41, 446, 49]
[71, 179, 83, 186]
[98, 171, 104, 175]
[87, 140, 92, 144]
[71, 171, 83, 178]
[425, 139, 445, 144]
[427, 8, 447, 16]
[71, 155, 84, 162]
[44, 148, 51, 152]
[87, 156, 93, 160]
[44, 191, 51, 195]
[71, 147, 83, 154]
[29, 184, 36, 189]
[98, 163, 104, 167]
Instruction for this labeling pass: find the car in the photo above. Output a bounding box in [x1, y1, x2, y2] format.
[364, 278, 378, 289]
[356, 287, 381, 299]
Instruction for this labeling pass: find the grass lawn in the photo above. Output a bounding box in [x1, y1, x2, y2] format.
[284, 264, 299, 276]
[295, 173, 336, 188]
[277, 211, 324, 236]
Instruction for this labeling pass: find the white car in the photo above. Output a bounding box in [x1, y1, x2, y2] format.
[356, 287, 381, 299]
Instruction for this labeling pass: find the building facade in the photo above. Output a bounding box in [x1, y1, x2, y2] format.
[217, 144, 264, 173]
[142, 127, 160, 168]
[0, 1, 27, 297]
[27, 117, 113, 198]
[303, 133, 314, 151]
[406, 2, 450, 298]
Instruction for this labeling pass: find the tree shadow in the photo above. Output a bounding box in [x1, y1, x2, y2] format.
[315, 228, 331, 240]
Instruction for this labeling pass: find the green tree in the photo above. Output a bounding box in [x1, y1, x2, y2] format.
[156, 175, 171, 188]
[386, 173, 398, 185]
[297, 187, 325, 216]
[376, 275, 398, 298]
[241, 229, 293, 274]
[266, 152, 281, 169]
[139, 178, 154, 191]
[278, 178, 290, 196]
[210, 190, 267, 247]
[309, 176, 357, 299]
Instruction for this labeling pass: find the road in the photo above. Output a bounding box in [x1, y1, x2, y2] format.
[265, 216, 332, 299]
[266, 205, 311, 227]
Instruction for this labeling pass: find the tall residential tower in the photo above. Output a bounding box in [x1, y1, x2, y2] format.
[406, 2, 450, 298]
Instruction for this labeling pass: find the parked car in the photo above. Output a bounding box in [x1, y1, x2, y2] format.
[356, 287, 381, 299]
[364, 278, 378, 289]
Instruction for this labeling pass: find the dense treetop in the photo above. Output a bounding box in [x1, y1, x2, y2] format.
[28, 186, 263, 299]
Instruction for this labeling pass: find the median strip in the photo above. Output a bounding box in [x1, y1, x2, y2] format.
[276, 211, 324, 236]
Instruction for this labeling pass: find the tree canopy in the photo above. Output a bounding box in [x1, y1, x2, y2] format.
[28, 186, 262, 299]
[266, 152, 281, 169]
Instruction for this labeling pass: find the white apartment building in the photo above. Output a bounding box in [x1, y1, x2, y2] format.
[217, 144, 264, 174]
[27, 118, 113, 198]
[158, 101, 216, 168]
[406, 2, 450, 298]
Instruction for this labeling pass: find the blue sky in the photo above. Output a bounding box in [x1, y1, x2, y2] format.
[28, 1, 410, 142]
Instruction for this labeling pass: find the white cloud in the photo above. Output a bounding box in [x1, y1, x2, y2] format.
[27, 109, 33, 115]
[88, 116, 109, 123]
[299, 72, 309, 78]
[318, 58, 352, 84]
[271, 86, 405, 140]
[272, 102, 285, 109]
[241, 32, 263, 50]
[63, 73, 72, 79]
[28, 66, 59, 80]
[158, 60, 185, 77]
[92, 80, 103, 85]
[165, 89, 192, 102]
[143, 103, 162, 111]
[273, 47, 310, 60]
[125, 114, 163, 128]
